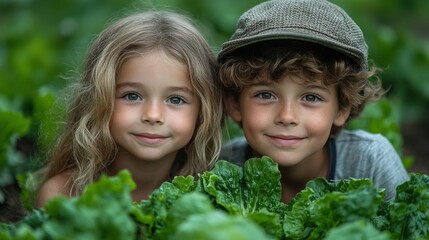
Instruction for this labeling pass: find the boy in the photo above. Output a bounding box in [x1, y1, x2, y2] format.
[218, 0, 408, 202]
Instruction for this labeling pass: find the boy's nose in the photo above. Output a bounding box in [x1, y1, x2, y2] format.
[275, 102, 299, 126]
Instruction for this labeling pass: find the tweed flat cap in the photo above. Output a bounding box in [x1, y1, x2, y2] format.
[218, 0, 368, 69]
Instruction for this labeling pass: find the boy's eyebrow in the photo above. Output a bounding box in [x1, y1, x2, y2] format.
[305, 84, 331, 93]
[249, 82, 275, 87]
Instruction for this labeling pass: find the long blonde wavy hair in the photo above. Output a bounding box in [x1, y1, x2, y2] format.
[35, 11, 223, 196]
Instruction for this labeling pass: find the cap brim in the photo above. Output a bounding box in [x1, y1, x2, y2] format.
[218, 28, 366, 69]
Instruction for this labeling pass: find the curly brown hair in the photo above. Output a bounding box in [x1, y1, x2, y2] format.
[219, 40, 384, 137]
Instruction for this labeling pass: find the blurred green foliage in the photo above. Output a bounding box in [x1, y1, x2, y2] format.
[0, 0, 428, 205]
[330, 0, 429, 122]
[0, 109, 30, 202]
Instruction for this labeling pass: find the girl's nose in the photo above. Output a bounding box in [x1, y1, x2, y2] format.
[142, 101, 164, 125]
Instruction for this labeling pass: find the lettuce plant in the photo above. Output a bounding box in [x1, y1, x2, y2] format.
[1, 157, 428, 240]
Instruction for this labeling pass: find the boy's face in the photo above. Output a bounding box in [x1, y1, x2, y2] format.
[226, 75, 350, 167]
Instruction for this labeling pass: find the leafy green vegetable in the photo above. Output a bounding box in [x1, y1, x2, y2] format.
[173, 209, 274, 240]
[136, 175, 197, 239]
[385, 173, 429, 239]
[324, 220, 390, 240]
[1, 171, 138, 240]
[199, 157, 286, 238]
[1, 157, 429, 240]
[138, 157, 285, 239]
[154, 192, 274, 240]
[283, 178, 385, 239]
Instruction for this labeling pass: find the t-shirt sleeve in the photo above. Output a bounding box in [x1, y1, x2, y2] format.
[335, 130, 409, 200]
[367, 134, 409, 200]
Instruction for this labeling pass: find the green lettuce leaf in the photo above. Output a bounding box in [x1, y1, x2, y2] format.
[324, 220, 390, 240]
[387, 173, 429, 239]
[284, 178, 385, 239]
[198, 156, 286, 238]
[4, 170, 137, 240]
[43, 171, 137, 240]
[173, 210, 275, 240]
[137, 175, 196, 239]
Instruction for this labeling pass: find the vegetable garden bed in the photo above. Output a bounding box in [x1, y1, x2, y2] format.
[1, 157, 428, 239]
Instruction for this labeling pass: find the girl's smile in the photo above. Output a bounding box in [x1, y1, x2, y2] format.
[132, 132, 169, 145]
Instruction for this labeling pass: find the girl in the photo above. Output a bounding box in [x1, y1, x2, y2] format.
[35, 11, 223, 207]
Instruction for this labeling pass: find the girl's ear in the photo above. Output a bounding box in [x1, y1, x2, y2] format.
[224, 94, 242, 123]
[334, 106, 351, 127]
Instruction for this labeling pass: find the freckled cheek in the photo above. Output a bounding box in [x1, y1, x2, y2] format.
[304, 114, 335, 137]
[241, 107, 271, 134]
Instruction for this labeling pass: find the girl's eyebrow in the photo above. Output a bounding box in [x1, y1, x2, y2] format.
[116, 82, 194, 94]
[116, 82, 141, 89]
[167, 86, 195, 95]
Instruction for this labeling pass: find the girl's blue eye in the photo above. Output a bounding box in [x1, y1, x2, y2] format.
[124, 93, 141, 101]
[168, 96, 185, 105]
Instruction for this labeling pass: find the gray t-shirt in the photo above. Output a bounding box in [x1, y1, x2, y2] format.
[220, 129, 409, 200]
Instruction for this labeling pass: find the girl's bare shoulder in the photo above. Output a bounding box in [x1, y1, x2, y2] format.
[35, 170, 73, 208]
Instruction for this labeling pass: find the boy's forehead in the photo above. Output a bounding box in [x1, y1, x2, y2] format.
[246, 74, 325, 86]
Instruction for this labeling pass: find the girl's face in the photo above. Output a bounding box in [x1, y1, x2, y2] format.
[110, 50, 200, 165]
[227, 75, 349, 169]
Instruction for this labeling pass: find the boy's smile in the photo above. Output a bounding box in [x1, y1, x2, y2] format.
[265, 133, 306, 148]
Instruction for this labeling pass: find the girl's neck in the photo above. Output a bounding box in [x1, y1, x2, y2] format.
[107, 151, 176, 202]
[130, 174, 170, 201]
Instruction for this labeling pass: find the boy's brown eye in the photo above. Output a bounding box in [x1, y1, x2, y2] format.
[303, 94, 320, 102]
